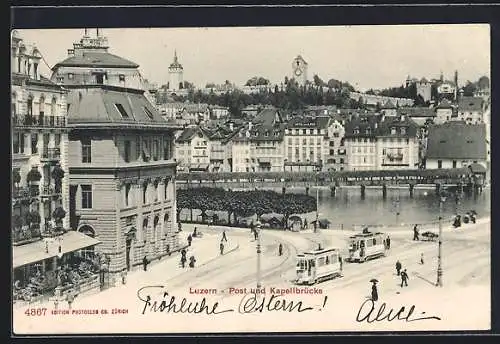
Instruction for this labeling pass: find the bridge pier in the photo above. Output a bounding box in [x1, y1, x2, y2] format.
[360, 184, 366, 198]
[382, 183, 387, 199]
[409, 183, 414, 198]
[330, 185, 336, 197]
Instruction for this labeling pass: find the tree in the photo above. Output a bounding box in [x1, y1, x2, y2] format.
[313, 74, 325, 87]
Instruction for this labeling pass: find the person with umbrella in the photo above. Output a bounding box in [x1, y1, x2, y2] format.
[370, 279, 379, 301]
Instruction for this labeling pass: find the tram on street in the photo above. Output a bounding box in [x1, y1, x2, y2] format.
[295, 247, 343, 285]
[346, 231, 389, 263]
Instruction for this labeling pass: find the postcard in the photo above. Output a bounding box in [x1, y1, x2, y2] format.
[11, 24, 490, 334]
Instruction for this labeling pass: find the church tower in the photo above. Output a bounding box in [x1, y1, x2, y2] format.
[292, 55, 308, 86]
[168, 50, 184, 92]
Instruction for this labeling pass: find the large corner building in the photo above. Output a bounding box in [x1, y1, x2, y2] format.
[50, 29, 182, 283]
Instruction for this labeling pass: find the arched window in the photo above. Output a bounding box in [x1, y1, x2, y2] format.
[78, 224, 96, 237]
[12, 93, 17, 116]
[164, 178, 169, 200]
[51, 97, 57, 116]
[142, 182, 148, 204]
[153, 216, 159, 244]
[27, 95, 33, 117]
[142, 218, 148, 242]
[39, 96, 45, 121]
[153, 180, 159, 202]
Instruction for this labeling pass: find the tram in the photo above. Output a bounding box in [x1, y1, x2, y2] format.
[346, 231, 389, 263]
[295, 247, 343, 285]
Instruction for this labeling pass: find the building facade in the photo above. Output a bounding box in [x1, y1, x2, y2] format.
[284, 116, 329, 172]
[51, 30, 181, 283]
[425, 122, 487, 170]
[456, 96, 485, 124]
[344, 114, 419, 171]
[11, 31, 104, 303]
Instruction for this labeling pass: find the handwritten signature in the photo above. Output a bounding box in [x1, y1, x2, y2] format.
[356, 299, 441, 323]
[137, 286, 315, 315]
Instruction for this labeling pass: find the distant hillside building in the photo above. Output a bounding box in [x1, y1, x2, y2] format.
[167, 51, 185, 95]
[425, 122, 487, 170]
[415, 77, 432, 103]
[457, 96, 485, 124]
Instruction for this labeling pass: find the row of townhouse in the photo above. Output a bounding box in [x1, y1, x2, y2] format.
[158, 102, 230, 125]
[11, 30, 181, 300]
[174, 105, 489, 174]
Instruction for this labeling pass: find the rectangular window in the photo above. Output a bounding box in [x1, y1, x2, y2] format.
[81, 185, 92, 209]
[452, 160, 457, 168]
[82, 138, 92, 163]
[153, 140, 159, 161]
[329, 141, 334, 147]
[437, 160, 442, 169]
[54, 134, 61, 148]
[136, 136, 141, 160]
[31, 133, 38, 154]
[115, 103, 129, 118]
[124, 140, 131, 162]
[119, 74, 126, 82]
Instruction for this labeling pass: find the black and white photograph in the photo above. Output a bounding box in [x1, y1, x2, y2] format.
[11, 23, 491, 333]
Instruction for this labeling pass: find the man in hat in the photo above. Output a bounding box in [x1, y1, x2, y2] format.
[413, 224, 420, 241]
[401, 269, 409, 288]
[371, 281, 379, 301]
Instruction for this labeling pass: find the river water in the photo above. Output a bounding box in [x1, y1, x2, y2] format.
[288, 186, 491, 229]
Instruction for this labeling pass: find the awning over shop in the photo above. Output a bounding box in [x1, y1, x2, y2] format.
[469, 163, 487, 174]
[13, 231, 101, 269]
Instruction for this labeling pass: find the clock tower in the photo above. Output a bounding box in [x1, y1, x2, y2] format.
[292, 55, 308, 86]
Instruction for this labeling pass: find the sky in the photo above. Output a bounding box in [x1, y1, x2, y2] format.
[16, 25, 490, 92]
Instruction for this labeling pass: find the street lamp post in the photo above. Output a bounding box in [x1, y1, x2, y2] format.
[256, 224, 262, 289]
[315, 169, 320, 233]
[436, 193, 447, 287]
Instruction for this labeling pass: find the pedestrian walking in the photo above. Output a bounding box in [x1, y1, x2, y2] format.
[178, 222, 182, 232]
[193, 227, 198, 237]
[120, 268, 127, 285]
[253, 228, 258, 241]
[142, 256, 149, 271]
[420, 253, 424, 265]
[371, 281, 379, 301]
[413, 224, 420, 241]
[220, 242, 225, 255]
[222, 231, 228, 242]
[278, 243, 283, 256]
[386, 235, 391, 249]
[339, 256, 343, 272]
[187, 234, 192, 247]
[180, 255, 186, 268]
[67, 289, 77, 310]
[401, 269, 409, 287]
[395, 260, 402, 276]
[189, 256, 196, 268]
